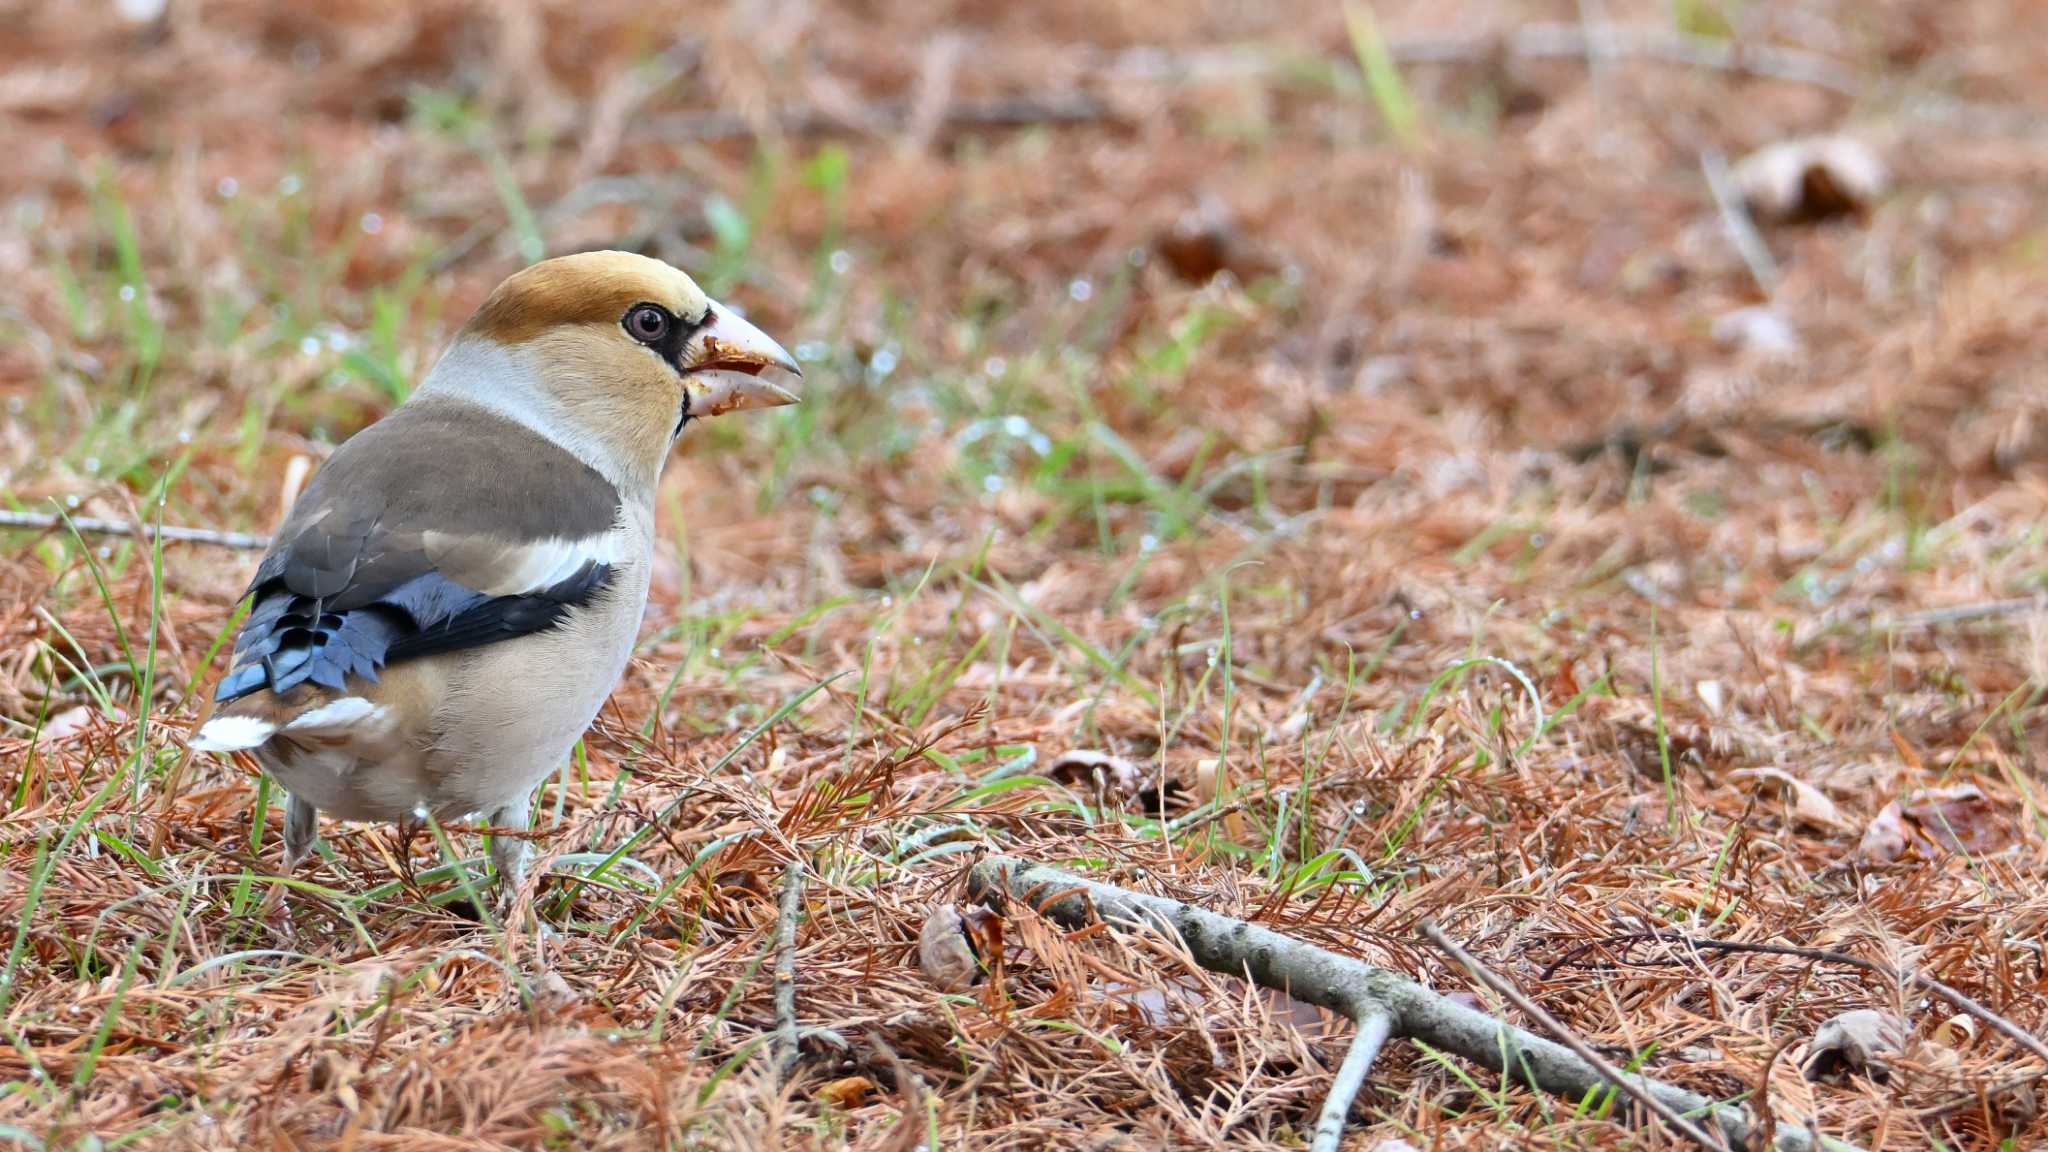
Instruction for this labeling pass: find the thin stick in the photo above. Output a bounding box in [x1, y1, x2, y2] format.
[1100, 24, 1860, 94]
[1575, 0, 1617, 91]
[1873, 598, 2046, 631]
[640, 95, 1110, 143]
[966, 856, 1858, 1152]
[1420, 920, 1730, 1152]
[1554, 931, 2048, 1068]
[1701, 148, 1779, 298]
[1496, 23, 1858, 93]
[1312, 1009, 1393, 1152]
[772, 855, 805, 1083]
[0, 509, 271, 551]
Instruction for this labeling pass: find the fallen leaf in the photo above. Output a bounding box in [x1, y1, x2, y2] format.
[1901, 784, 2013, 854]
[1694, 679, 1726, 717]
[1262, 986, 1326, 1032]
[1735, 135, 1887, 224]
[1859, 784, 2015, 861]
[1104, 982, 1175, 1027]
[814, 1075, 876, 1110]
[1802, 1009, 1905, 1084]
[45, 705, 124, 742]
[916, 903, 985, 992]
[1049, 750, 1144, 798]
[534, 970, 576, 1007]
[1150, 196, 1279, 284]
[1931, 1013, 1978, 1049]
[1712, 306, 1802, 361]
[1857, 800, 1911, 862]
[1132, 776, 1192, 817]
[1734, 767, 1849, 831]
[961, 905, 1002, 970]
[1371, 1141, 1423, 1152]
[1194, 758, 1246, 841]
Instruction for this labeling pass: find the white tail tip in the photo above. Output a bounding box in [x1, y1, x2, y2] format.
[190, 715, 276, 752]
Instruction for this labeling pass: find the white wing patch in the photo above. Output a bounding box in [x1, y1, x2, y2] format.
[421, 528, 626, 597]
[191, 715, 277, 752]
[284, 696, 385, 733]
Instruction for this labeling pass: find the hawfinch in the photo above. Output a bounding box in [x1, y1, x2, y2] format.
[192, 251, 799, 903]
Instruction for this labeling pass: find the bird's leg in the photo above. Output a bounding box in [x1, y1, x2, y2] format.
[281, 792, 319, 870]
[488, 799, 533, 921]
[262, 792, 321, 941]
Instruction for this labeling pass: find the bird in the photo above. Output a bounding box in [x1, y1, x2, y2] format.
[190, 250, 800, 910]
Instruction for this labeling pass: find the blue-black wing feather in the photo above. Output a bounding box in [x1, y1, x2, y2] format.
[216, 563, 614, 704]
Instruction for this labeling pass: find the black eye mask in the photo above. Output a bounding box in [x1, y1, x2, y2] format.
[622, 301, 713, 439]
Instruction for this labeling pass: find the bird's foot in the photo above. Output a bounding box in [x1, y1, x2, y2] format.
[488, 801, 551, 938]
[281, 792, 320, 872]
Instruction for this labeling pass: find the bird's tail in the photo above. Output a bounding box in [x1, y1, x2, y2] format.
[191, 694, 385, 752]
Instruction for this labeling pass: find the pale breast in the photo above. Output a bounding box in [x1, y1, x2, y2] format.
[420, 504, 655, 815]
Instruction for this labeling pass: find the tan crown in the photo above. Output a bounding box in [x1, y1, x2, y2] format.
[464, 250, 712, 345]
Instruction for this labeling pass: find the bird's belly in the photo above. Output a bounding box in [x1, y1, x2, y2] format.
[257, 735, 438, 823]
[422, 561, 651, 813]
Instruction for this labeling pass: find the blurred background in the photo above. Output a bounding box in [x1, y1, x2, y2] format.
[3, 1, 2048, 1148]
[4, 1, 2031, 516]
[4, 1, 2045, 539]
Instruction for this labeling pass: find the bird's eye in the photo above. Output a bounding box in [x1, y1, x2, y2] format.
[624, 304, 670, 344]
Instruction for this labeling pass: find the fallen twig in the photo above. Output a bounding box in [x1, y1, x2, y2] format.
[1312, 1007, 1393, 1152]
[1702, 148, 1780, 298]
[637, 95, 1111, 144]
[1100, 23, 1859, 94]
[965, 855, 1862, 1152]
[0, 509, 271, 550]
[773, 855, 805, 1084]
[1871, 597, 2048, 631]
[1476, 22, 1858, 92]
[1420, 920, 1730, 1152]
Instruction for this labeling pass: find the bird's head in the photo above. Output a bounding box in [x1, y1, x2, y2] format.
[426, 250, 800, 492]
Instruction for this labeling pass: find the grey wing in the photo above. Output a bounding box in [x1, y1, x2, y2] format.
[215, 400, 626, 704]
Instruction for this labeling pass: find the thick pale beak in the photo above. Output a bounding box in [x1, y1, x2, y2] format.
[683, 303, 801, 417]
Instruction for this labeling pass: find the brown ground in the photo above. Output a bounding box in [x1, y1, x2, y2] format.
[3, 0, 2048, 1148]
